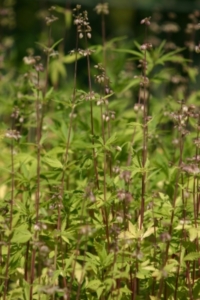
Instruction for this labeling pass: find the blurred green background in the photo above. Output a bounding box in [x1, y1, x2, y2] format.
[2, 0, 200, 62]
[1, 0, 200, 93]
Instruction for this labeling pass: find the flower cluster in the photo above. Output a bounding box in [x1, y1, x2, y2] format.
[117, 189, 133, 202]
[181, 163, 200, 175]
[23, 55, 41, 66]
[134, 75, 149, 87]
[5, 129, 21, 140]
[140, 43, 152, 51]
[81, 91, 96, 101]
[94, 64, 112, 90]
[94, 3, 109, 15]
[45, 14, 58, 26]
[73, 6, 92, 39]
[102, 110, 115, 122]
[140, 17, 151, 26]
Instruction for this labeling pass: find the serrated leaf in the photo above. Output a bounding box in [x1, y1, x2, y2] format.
[44, 87, 54, 100]
[14, 153, 36, 165]
[23, 279, 30, 300]
[45, 146, 65, 156]
[188, 227, 200, 242]
[61, 218, 67, 231]
[43, 157, 63, 169]
[74, 261, 84, 283]
[97, 286, 104, 299]
[128, 221, 138, 237]
[184, 252, 200, 261]
[86, 279, 102, 290]
[61, 234, 69, 244]
[94, 240, 104, 256]
[142, 265, 156, 271]
[142, 227, 155, 239]
[118, 230, 135, 240]
[11, 229, 32, 244]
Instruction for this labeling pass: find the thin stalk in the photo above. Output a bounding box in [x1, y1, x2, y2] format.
[192, 176, 199, 284]
[186, 261, 194, 300]
[3, 124, 15, 300]
[130, 258, 138, 300]
[195, 115, 200, 278]
[174, 174, 186, 300]
[157, 110, 184, 299]
[100, 105, 110, 248]
[53, 27, 80, 295]
[30, 70, 41, 300]
[100, 6, 111, 244]
[75, 240, 88, 300]
[85, 44, 99, 189]
[0, 232, 2, 295]
[151, 200, 158, 297]
[78, 13, 99, 189]
[140, 48, 148, 230]
[68, 198, 87, 298]
[139, 20, 150, 230]
[39, 24, 51, 145]
[44, 25, 51, 95]
[24, 240, 30, 281]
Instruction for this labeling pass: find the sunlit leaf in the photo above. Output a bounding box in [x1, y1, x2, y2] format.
[11, 229, 32, 244]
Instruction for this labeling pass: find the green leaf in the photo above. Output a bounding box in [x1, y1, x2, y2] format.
[74, 261, 84, 283]
[94, 240, 104, 256]
[142, 227, 155, 239]
[44, 87, 54, 100]
[184, 252, 200, 261]
[43, 157, 63, 169]
[61, 233, 69, 244]
[36, 38, 64, 51]
[119, 78, 140, 94]
[118, 230, 135, 240]
[62, 53, 81, 63]
[61, 121, 73, 142]
[97, 286, 104, 299]
[49, 60, 67, 85]
[188, 227, 200, 241]
[113, 48, 143, 59]
[11, 229, 32, 244]
[51, 38, 63, 50]
[86, 279, 102, 291]
[155, 48, 185, 65]
[45, 146, 65, 156]
[23, 279, 30, 300]
[14, 153, 36, 166]
[105, 133, 117, 147]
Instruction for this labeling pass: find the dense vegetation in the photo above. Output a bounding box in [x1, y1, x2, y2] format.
[0, 2, 200, 299]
